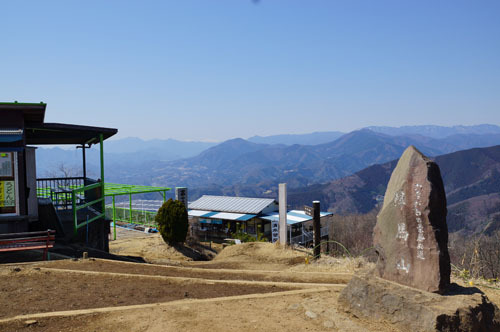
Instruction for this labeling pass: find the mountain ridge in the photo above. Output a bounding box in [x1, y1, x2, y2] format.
[35, 125, 500, 195]
[366, 124, 500, 139]
[136, 129, 500, 190]
[287, 145, 500, 234]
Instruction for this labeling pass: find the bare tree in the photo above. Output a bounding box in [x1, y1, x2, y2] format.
[449, 230, 500, 280]
[44, 162, 80, 179]
[327, 209, 378, 260]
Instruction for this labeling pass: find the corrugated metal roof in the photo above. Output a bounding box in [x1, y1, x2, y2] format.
[188, 195, 276, 214]
[0, 129, 23, 143]
[188, 210, 256, 221]
[260, 210, 333, 225]
[0, 129, 23, 135]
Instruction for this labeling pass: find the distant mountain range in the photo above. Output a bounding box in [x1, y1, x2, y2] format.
[287, 145, 500, 235]
[105, 137, 216, 157]
[248, 124, 500, 144]
[35, 125, 500, 195]
[35, 138, 216, 177]
[248, 131, 345, 145]
[116, 128, 500, 192]
[34, 124, 500, 234]
[366, 124, 500, 139]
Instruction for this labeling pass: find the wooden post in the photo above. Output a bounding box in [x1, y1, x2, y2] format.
[83, 145, 87, 180]
[99, 134, 105, 216]
[301, 223, 304, 244]
[313, 200, 321, 259]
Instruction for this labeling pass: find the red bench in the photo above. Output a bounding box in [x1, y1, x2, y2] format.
[0, 230, 56, 260]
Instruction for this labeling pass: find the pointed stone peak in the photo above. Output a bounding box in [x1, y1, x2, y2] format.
[400, 145, 429, 159]
[373, 147, 450, 293]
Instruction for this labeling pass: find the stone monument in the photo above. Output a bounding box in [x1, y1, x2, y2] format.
[373, 145, 450, 293]
[338, 146, 500, 331]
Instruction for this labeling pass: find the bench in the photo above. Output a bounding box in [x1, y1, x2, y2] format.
[0, 230, 56, 260]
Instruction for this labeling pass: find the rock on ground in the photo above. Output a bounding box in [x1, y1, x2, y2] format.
[373, 145, 450, 294]
[338, 273, 500, 332]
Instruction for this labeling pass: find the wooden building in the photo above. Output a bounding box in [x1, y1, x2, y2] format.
[0, 102, 117, 251]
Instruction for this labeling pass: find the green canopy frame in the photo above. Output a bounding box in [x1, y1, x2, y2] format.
[104, 183, 171, 240]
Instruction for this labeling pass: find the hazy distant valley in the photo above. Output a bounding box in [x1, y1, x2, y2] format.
[36, 124, 500, 187]
[37, 125, 500, 235]
[35, 124, 500, 235]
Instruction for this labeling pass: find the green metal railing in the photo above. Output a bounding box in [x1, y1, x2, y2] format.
[36, 133, 170, 239]
[35, 135, 108, 237]
[36, 178, 87, 208]
[37, 187, 52, 198]
[106, 183, 170, 240]
[105, 206, 158, 227]
[38, 181, 170, 238]
[72, 182, 105, 235]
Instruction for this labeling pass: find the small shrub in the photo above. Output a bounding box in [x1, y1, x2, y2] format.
[232, 230, 257, 243]
[230, 230, 267, 243]
[230, 222, 267, 243]
[155, 199, 188, 245]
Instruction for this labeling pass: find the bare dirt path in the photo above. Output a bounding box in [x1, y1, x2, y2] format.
[0, 264, 291, 319]
[38, 258, 352, 284]
[1, 234, 498, 332]
[0, 288, 400, 332]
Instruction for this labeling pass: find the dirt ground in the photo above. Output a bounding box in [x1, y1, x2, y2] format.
[0, 264, 291, 319]
[109, 229, 217, 264]
[0, 289, 404, 332]
[1, 227, 499, 332]
[38, 259, 352, 284]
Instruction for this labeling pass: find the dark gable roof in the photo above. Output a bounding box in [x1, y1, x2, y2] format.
[25, 123, 118, 145]
[0, 102, 46, 124]
[0, 102, 117, 145]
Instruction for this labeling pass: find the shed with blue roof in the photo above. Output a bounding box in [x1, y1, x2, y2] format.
[188, 195, 332, 244]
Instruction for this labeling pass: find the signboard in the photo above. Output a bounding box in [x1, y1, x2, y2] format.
[200, 219, 223, 225]
[0, 153, 13, 177]
[0, 181, 15, 207]
[0, 152, 17, 214]
[271, 220, 279, 243]
[175, 187, 188, 207]
[304, 205, 313, 217]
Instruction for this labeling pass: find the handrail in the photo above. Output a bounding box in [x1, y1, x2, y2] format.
[105, 206, 157, 227]
[37, 176, 85, 181]
[75, 213, 104, 230]
[290, 226, 329, 244]
[77, 197, 104, 211]
[72, 182, 101, 193]
[72, 182, 105, 235]
[36, 177, 87, 208]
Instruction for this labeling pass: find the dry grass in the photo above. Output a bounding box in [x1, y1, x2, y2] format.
[289, 255, 375, 274]
[214, 242, 306, 264]
[110, 233, 192, 265]
[110, 228, 373, 275]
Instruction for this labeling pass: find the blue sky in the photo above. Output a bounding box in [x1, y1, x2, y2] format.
[1, 1, 499, 141]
